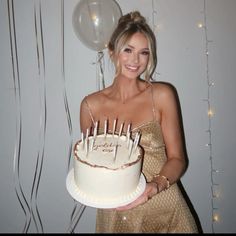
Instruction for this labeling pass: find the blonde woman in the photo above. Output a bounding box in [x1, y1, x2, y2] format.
[80, 11, 200, 233]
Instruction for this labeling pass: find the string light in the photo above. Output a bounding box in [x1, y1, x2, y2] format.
[201, 0, 221, 232]
[151, 0, 221, 232]
[151, 0, 161, 81]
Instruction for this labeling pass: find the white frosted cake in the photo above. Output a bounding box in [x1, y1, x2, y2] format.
[72, 133, 144, 208]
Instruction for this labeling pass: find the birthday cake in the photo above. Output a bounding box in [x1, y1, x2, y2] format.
[67, 132, 145, 208]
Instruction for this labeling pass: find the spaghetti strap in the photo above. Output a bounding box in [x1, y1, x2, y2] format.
[150, 84, 157, 120]
[84, 96, 96, 125]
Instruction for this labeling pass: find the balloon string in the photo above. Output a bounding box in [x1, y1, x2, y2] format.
[30, 0, 46, 233]
[8, 0, 32, 232]
[67, 203, 86, 233]
[96, 51, 105, 90]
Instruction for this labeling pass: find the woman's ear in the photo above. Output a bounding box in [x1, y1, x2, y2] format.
[109, 49, 113, 58]
[109, 49, 115, 62]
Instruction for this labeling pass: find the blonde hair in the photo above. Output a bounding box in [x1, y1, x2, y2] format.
[108, 11, 157, 81]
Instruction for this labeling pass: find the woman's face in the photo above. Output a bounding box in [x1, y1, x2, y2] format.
[117, 32, 150, 79]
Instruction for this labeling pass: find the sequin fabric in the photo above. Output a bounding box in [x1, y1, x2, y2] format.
[96, 121, 199, 233]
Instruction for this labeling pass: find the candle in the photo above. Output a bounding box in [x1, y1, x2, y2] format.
[126, 131, 130, 148]
[86, 128, 89, 140]
[126, 124, 131, 137]
[128, 140, 133, 159]
[118, 123, 124, 137]
[90, 137, 94, 152]
[85, 137, 88, 156]
[93, 121, 98, 139]
[81, 132, 84, 143]
[81, 132, 84, 150]
[104, 119, 107, 137]
[112, 118, 117, 136]
[113, 144, 118, 161]
[85, 128, 89, 156]
[134, 132, 141, 151]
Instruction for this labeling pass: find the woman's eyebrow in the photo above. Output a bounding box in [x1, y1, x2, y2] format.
[126, 44, 149, 51]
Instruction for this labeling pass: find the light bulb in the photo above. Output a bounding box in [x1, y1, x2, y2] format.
[197, 22, 204, 28]
[213, 213, 220, 222]
[208, 109, 214, 117]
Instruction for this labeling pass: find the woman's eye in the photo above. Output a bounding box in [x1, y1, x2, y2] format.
[123, 48, 132, 53]
[141, 51, 150, 55]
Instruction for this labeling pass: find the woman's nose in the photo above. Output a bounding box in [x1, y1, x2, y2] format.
[132, 52, 139, 64]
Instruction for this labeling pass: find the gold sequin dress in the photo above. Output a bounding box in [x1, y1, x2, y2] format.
[96, 120, 199, 233]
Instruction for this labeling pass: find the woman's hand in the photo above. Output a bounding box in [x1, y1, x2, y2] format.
[115, 182, 158, 211]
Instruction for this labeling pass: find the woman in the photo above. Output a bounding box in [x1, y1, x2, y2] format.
[80, 11, 200, 233]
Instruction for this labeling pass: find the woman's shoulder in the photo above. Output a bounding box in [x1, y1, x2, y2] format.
[150, 81, 180, 110]
[151, 81, 178, 97]
[81, 87, 109, 107]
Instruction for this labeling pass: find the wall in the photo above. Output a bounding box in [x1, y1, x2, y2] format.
[0, 0, 236, 233]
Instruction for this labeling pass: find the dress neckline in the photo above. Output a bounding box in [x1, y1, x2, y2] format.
[131, 119, 161, 132]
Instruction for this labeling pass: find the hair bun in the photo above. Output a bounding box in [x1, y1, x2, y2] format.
[118, 11, 147, 25]
[130, 11, 146, 23]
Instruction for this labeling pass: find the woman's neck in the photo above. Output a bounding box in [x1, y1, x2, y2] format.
[110, 76, 148, 104]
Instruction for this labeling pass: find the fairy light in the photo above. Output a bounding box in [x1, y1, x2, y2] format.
[207, 108, 214, 117]
[197, 22, 204, 28]
[201, 0, 221, 232]
[213, 213, 220, 222]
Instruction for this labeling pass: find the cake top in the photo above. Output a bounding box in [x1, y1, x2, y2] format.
[74, 133, 143, 170]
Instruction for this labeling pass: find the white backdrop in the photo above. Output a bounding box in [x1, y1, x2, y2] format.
[1, 0, 236, 233]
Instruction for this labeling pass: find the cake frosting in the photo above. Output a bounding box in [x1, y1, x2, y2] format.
[73, 133, 144, 207]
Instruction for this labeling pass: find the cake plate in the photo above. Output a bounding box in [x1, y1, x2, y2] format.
[66, 168, 146, 209]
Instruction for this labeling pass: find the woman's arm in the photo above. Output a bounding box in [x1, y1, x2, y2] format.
[152, 82, 186, 191]
[116, 83, 186, 211]
[158, 85, 186, 184]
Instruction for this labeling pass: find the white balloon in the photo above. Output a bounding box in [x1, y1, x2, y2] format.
[72, 0, 122, 51]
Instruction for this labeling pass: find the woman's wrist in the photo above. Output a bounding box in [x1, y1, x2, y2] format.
[147, 181, 159, 200]
[151, 174, 170, 192]
[147, 174, 171, 201]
